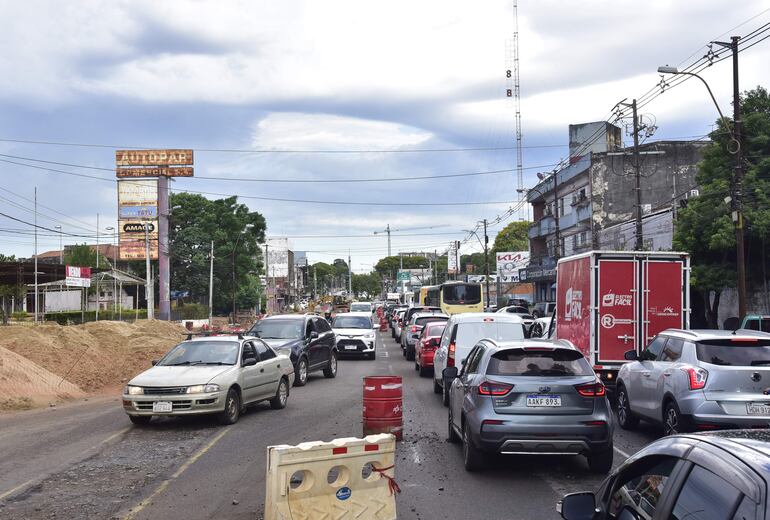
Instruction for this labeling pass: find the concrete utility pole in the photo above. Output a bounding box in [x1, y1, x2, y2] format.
[33, 187, 38, 324]
[96, 212, 100, 321]
[552, 174, 561, 259]
[455, 240, 460, 281]
[264, 242, 270, 313]
[144, 223, 154, 319]
[631, 99, 644, 250]
[374, 225, 392, 257]
[158, 177, 170, 321]
[208, 241, 214, 327]
[313, 265, 317, 300]
[348, 251, 352, 297]
[483, 219, 490, 308]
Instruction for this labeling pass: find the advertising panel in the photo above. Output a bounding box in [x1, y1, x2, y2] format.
[447, 242, 458, 274]
[267, 238, 290, 278]
[118, 179, 158, 205]
[65, 265, 92, 287]
[496, 251, 529, 283]
[119, 220, 159, 260]
[556, 256, 591, 358]
[597, 259, 637, 363]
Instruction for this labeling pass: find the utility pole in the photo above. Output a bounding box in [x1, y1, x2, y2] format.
[33, 187, 38, 324]
[208, 241, 214, 327]
[483, 219, 490, 308]
[348, 251, 352, 297]
[552, 174, 561, 259]
[455, 240, 460, 281]
[631, 99, 644, 250]
[313, 265, 317, 300]
[158, 177, 170, 321]
[144, 223, 154, 319]
[95, 212, 99, 321]
[264, 242, 270, 313]
[386, 225, 391, 257]
[728, 36, 747, 319]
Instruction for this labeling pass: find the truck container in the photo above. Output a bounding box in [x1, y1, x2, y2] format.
[555, 251, 690, 392]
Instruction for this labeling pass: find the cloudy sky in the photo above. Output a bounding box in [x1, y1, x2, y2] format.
[1, 0, 769, 273]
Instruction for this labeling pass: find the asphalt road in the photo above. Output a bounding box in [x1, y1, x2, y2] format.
[0, 330, 661, 519]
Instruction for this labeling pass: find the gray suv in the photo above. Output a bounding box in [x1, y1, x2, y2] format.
[617, 328, 770, 436]
[445, 338, 614, 473]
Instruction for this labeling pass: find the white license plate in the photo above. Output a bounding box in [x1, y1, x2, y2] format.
[526, 395, 562, 407]
[344, 345, 358, 350]
[153, 401, 173, 413]
[747, 403, 770, 415]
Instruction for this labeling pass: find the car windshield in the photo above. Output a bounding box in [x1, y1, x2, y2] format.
[426, 323, 446, 337]
[695, 340, 770, 366]
[350, 303, 371, 312]
[158, 341, 240, 366]
[332, 316, 371, 329]
[442, 284, 481, 305]
[456, 320, 524, 346]
[250, 320, 304, 339]
[415, 316, 447, 327]
[487, 348, 593, 376]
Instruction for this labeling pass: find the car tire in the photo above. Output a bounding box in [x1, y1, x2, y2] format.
[406, 347, 415, 361]
[368, 350, 376, 360]
[462, 421, 485, 471]
[270, 378, 289, 410]
[442, 380, 450, 407]
[447, 407, 460, 443]
[418, 365, 430, 378]
[402, 345, 407, 357]
[218, 388, 241, 425]
[587, 447, 613, 474]
[129, 415, 152, 426]
[433, 377, 442, 394]
[414, 361, 419, 371]
[663, 400, 690, 436]
[294, 357, 308, 387]
[616, 385, 639, 430]
[323, 352, 338, 379]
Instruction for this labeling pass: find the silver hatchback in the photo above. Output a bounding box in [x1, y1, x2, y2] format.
[445, 339, 614, 473]
[617, 329, 770, 435]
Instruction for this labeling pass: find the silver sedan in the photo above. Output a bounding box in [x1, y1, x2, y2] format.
[123, 335, 295, 426]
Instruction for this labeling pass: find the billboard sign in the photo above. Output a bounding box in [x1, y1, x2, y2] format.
[65, 265, 92, 287]
[119, 220, 159, 260]
[118, 179, 158, 205]
[447, 242, 458, 274]
[115, 149, 193, 167]
[119, 205, 158, 219]
[267, 238, 290, 278]
[116, 166, 193, 178]
[496, 251, 530, 283]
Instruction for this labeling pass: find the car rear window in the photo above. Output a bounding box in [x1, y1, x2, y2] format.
[695, 339, 770, 366]
[415, 316, 448, 327]
[455, 320, 524, 345]
[487, 348, 593, 376]
[426, 323, 446, 336]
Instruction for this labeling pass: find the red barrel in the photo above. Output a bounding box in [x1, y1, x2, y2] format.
[363, 376, 403, 440]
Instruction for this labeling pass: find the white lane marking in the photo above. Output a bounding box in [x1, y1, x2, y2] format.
[614, 446, 631, 459]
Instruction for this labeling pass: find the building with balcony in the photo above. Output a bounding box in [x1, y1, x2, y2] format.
[523, 121, 707, 303]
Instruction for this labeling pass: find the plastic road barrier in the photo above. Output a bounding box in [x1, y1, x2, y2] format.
[265, 433, 398, 520]
[379, 315, 388, 332]
[363, 376, 403, 441]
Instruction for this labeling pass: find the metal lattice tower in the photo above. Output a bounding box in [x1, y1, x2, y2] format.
[512, 1, 523, 194]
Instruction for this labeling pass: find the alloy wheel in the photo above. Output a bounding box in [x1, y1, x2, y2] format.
[665, 407, 678, 435]
[299, 360, 308, 384]
[279, 380, 288, 406]
[617, 391, 628, 425]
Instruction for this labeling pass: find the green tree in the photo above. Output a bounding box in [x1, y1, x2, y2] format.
[374, 255, 430, 277]
[311, 262, 335, 295]
[64, 244, 97, 267]
[168, 193, 266, 314]
[674, 86, 770, 327]
[493, 221, 530, 253]
[0, 254, 21, 324]
[352, 272, 382, 298]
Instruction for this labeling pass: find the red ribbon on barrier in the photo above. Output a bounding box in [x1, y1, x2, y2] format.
[371, 464, 401, 496]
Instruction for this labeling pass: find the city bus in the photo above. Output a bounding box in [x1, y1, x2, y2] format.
[414, 285, 438, 306]
[423, 281, 483, 315]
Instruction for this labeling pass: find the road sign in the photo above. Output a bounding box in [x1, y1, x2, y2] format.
[115, 149, 193, 167]
[397, 271, 410, 281]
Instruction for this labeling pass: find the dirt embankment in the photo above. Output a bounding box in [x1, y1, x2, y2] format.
[0, 320, 186, 411]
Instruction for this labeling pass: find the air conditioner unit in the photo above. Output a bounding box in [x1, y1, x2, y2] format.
[642, 203, 652, 215]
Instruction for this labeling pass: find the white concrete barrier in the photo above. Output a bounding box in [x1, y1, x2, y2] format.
[265, 433, 398, 520]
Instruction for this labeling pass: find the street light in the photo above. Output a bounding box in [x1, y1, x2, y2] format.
[232, 224, 254, 324]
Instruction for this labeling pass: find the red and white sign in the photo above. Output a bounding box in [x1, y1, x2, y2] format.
[65, 266, 92, 287]
[556, 256, 591, 358]
[597, 260, 637, 363]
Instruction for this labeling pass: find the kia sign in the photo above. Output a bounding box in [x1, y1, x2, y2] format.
[65, 265, 92, 288]
[495, 251, 529, 283]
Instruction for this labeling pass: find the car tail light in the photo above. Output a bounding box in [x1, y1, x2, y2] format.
[447, 343, 456, 367]
[482, 419, 504, 427]
[478, 381, 513, 396]
[682, 367, 708, 390]
[575, 382, 606, 397]
[410, 326, 418, 333]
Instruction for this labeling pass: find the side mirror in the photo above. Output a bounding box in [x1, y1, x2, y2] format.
[151, 359, 158, 366]
[624, 350, 639, 361]
[310, 331, 319, 339]
[556, 492, 596, 520]
[443, 366, 459, 381]
[242, 357, 258, 367]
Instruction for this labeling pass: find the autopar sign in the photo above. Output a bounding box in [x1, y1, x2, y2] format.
[496, 251, 530, 283]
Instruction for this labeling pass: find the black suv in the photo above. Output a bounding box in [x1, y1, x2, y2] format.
[248, 314, 337, 387]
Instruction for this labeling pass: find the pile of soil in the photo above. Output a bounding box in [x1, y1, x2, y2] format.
[0, 346, 84, 411]
[0, 320, 187, 397]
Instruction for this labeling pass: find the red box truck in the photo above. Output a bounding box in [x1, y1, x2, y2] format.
[555, 251, 690, 392]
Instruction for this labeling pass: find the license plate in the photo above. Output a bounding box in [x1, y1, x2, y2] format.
[153, 401, 173, 413]
[344, 345, 358, 350]
[526, 395, 562, 407]
[747, 403, 770, 415]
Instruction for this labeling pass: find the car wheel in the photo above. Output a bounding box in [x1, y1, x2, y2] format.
[433, 377, 442, 394]
[663, 400, 689, 435]
[462, 421, 485, 471]
[531, 323, 543, 338]
[402, 345, 407, 357]
[368, 350, 376, 360]
[442, 380, 450, 407]
[616, 385, 639, 430]
[587, 447, 613, 474]
[218, 388, 241, 425]
[294, 357, 308, 387]
[129, 415, 152, 426]
[323, 352, 338, 378]
[406, 347, 415, 361]
[447, 407, 460, 443]
[270, 378, 289, 410]
[414, 361, 420, 371]
[418, 364, 430, 377]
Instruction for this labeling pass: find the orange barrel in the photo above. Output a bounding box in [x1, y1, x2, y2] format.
[379, 316, 388, 332]
[363, 376, 403, 440]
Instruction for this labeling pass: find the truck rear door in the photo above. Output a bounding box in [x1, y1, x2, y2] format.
[643, 259, 686, 346]
[596, 258, 638, 364]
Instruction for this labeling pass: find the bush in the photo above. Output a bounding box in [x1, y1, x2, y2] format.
[11, 311, 28, 320]
[177, 303, 209, 320]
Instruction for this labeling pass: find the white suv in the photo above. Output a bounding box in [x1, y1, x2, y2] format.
[432, 313, 526, 406]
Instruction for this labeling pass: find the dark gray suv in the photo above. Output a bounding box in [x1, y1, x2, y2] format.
[445, 338, 614, 473]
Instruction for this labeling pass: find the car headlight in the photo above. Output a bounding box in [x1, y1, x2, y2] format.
[186, 384, 221, 394]
[124, 385, 144, 395]
[365, 332, 375, 339]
